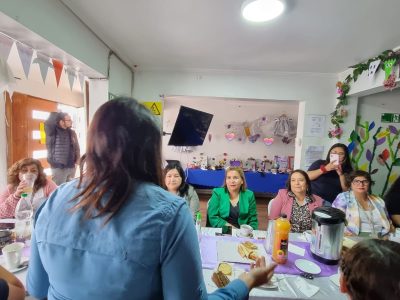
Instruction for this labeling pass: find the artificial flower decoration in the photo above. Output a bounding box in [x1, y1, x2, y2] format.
[383, 73, 397, 91]
[328, 127, 343, 139]
[329, 49, 400, 138]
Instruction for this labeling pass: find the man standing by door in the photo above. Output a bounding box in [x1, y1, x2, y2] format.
[45, 112, 80, 185]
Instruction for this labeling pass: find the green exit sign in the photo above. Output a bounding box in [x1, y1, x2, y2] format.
[381, 113, 400, 123]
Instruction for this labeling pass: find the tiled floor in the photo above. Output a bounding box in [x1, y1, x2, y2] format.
[198, 193, 270, 230]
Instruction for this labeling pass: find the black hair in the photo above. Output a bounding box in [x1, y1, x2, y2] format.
[163, 163, 189, 196]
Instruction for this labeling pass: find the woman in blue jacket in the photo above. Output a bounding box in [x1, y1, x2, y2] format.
[27, 97, 274, 300]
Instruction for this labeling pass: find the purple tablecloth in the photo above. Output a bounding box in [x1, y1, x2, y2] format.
[200, 235, 338, 277]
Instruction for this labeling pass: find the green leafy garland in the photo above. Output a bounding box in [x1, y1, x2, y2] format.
[329, 49, 400, 139]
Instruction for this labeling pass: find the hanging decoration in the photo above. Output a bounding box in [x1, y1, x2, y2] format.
[0, 58, 16, 94]
[225, 114, 296, 144]
[263, 137, 274, 146]
[65, 67, 77, 90]
[0, 34, 13, 61]
[32, 53, 53, 84]
[329, 49, 400, 139]
[367, 59, 380, 81]
[78, 72, 85, 92]
[225, 132, 235, 141]
[16, 42, 34, 79]
[0, 32, 87, 91]
[52, 59, 63, 87]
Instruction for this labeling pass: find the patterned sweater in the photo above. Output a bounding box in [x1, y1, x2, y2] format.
[332, 191, 391, 236]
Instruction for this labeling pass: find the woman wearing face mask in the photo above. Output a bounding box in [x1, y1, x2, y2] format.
[268, 170, 323, 233]
[163, 163, 199, 220]
[0, 158, 57, 218]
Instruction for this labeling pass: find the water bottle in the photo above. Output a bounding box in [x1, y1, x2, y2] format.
[264, 220, 274, 254]
[272, 214, 291, 264]
[14, 193, 33, 244]
[195, 212, 202, 242]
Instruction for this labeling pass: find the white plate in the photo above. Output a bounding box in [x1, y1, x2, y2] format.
[294, 259, 321, 275]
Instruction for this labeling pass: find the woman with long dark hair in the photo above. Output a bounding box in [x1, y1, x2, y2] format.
[163, 163, 199, 219]
[307, 143, 353, 203]
[27, 97, 275, 300]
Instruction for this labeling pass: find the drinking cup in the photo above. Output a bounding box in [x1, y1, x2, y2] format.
[2, 242, 24, 269]
[22, 173, 36, 194]
[239, 224, 253, 237]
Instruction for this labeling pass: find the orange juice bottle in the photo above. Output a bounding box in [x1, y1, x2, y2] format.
[272, 214, 291, 264]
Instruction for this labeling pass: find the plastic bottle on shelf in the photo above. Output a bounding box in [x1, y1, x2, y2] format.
[14, 193, 33, 244]
[195, 212, 202, 242]
[272, 214, 291, 264]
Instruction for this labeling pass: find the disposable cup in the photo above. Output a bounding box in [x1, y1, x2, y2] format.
[2, 242, 24, 269]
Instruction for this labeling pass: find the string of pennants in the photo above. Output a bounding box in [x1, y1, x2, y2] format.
[0, 32, 85, 91]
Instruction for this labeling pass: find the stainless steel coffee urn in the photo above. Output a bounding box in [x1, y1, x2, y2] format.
[310, 207, 346, 265]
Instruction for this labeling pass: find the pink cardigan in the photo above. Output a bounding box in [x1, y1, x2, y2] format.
[0, 179, 58, 218]
[268, 189, 323, 220]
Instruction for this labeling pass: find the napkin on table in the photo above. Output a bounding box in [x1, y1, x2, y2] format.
[293, 277, 319, 297]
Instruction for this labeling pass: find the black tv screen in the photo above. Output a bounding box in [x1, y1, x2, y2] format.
[168, 106, 213, 146]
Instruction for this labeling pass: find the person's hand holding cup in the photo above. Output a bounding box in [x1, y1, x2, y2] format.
[21, 173, 37, 194]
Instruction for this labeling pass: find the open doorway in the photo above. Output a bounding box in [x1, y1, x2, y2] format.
[5, 92, 86, 175]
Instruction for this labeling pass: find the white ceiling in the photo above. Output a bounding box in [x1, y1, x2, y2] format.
[59, 0, 400, 73]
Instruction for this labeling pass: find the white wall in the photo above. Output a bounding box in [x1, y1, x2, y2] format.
[133, 70, 338, 169]
[163, 96, 298, 167]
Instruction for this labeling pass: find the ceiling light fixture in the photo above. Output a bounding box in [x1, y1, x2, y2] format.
[242, 0, 285, 22]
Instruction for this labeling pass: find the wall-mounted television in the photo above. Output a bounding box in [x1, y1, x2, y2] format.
[168, 106, 213, 146]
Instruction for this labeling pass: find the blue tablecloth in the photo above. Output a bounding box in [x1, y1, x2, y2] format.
[186, 169, 288, 194]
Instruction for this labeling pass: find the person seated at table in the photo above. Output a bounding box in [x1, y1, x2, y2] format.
[0, 265, 25, 300]
[0, 158, 57, 219]
[208, 167, 258, 232]
[27, 97, 276, 300]
[163, 162, 199, 220]
[332, 170, 392, 237]
[307, 143, 353, 204]
[339, 239, 400, 300]
[268, 169, 323, 233]
[384, 176, 400, 227]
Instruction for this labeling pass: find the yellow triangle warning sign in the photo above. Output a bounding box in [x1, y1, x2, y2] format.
[142, 101, 162, 115]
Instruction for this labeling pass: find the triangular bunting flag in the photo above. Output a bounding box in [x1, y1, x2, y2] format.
[32, 53, 53, 84]
[65, 67, 76, 90]
[0, 58, 16, 95]
[0, 35, 14, 61]
[16, 42, 33, 79]
[78, 72, 84, 92]
[52, 59, 63, 87]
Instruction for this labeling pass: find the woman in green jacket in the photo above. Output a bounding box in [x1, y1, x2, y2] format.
[208, 167, 258, 232]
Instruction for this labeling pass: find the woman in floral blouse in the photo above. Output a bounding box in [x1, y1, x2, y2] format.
[269, 169, 323, 232]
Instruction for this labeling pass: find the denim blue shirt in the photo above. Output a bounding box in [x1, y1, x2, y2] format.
[27, 180, 248, 299]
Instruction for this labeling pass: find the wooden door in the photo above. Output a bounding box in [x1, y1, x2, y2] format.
[6, 92, 58, 170]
